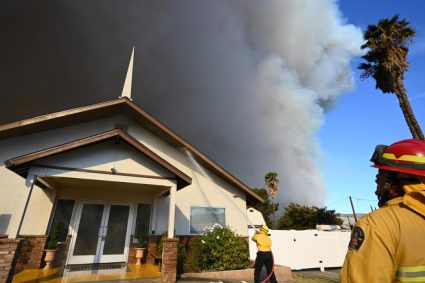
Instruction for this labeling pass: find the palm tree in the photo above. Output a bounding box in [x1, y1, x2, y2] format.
[264, 172, 279, 228]
[359, 15, 424, 140]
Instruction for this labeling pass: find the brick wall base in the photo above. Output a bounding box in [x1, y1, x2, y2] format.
[146, 235, 159, 265]
[14, 235, 48, 274]
[161, 238, 178, 283]
[0, 236, 22, 283]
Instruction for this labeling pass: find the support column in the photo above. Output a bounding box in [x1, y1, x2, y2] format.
[151, 197, 158, 235]
[161, 238, 178, 283]
[167, 185, 177, 239]
[15, 174, 36, 238]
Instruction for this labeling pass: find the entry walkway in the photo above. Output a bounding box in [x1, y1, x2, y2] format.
[12, 264, 161, 282]
[12, 266, 340, 283]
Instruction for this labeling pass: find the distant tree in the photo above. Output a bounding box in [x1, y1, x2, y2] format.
[278, 203, 343, 230]
[252, 188, 279, 228]
[264, 172, 279, 228]
[315, 207, 344, 226]
[359, 15, 424, 139]
[265, 172, 279, 199]
[278, 203, 315, 230]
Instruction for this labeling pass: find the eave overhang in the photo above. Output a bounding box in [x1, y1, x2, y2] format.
[5, 128, 192, 189]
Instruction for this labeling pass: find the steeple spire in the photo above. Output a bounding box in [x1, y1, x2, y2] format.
[120, 47, 134, 100]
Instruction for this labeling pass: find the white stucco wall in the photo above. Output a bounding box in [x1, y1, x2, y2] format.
[126, 121, 249, 236]
[0, 114, 252, 237]
[19, 174, 56, 235]
[0, 167, 54, 236]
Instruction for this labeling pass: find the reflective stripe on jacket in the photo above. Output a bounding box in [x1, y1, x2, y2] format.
[396, 265, 425, 282]
[340, 196, 425, 282]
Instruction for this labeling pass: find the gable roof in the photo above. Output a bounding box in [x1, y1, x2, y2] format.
[0, 97, 264, 204]
[5, 128, 191, 189]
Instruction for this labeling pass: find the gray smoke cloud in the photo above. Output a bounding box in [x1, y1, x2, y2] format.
[0, 0, 364, 208]
[134, 0, 363, 207]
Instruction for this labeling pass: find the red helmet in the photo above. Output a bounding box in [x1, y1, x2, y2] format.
[371, 139, 425, 177]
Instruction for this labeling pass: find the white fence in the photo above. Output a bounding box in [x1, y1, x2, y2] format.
[248, 228, 351, 270]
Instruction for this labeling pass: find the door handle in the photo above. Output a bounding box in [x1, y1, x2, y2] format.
[98, 226, 108, 240]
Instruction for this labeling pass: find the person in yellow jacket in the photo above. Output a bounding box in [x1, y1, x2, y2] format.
[251, 224, 278, 283]
[340, 139, 425, 283]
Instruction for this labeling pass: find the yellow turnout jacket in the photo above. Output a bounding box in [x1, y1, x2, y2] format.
[340, 183, 425, 282]
[251, 230, 272, 252]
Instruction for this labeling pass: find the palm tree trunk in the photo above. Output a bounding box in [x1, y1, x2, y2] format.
[395, 85, 424, 140]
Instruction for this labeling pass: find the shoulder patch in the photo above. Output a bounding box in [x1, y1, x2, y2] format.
[348, 226, 365, 251]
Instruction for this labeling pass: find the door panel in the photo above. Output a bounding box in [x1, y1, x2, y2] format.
[102, 205, 130, 256]
[73, 204, 104, 256]
[68, 202, 132, 265]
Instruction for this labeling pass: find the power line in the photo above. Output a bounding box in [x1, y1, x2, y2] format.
[351, 197, 376, 202]
[325, 197, 349, 207]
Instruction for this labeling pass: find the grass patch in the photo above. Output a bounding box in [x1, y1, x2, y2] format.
[293, 272, 338, 283]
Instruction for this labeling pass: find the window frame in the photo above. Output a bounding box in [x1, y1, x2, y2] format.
[133, 203, 152, 244]
[189, 206, 226, 235]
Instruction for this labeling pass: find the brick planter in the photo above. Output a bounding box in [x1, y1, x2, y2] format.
[146, 235, 159, 265]
[14, 235, 48, 273]
[0, 236, 22, 283]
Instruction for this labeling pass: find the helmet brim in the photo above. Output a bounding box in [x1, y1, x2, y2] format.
[260, 228, 268, 233]
[372, 164, 425, 177]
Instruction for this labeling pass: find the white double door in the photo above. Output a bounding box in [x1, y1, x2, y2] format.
[68, 202, 133, 265]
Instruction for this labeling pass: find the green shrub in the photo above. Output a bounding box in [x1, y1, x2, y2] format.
[177, 238, 186, 274]
[136, 233, 147, 248]
[183, 237, 203, 273]
[199, 225, 250, 271]
[156, 233, 167, 255]
[46, 221, 63, 250]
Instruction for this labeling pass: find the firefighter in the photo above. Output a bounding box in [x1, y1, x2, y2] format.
[252, 224, 277, 283]
[340, 139, 425, 283]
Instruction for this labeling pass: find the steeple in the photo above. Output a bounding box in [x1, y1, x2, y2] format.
[120, 47, 134, 100]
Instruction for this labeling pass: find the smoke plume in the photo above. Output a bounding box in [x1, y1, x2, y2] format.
[134, 0, 363, 207]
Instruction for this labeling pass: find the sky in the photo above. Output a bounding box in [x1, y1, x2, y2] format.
[323, 0, 425, 213]
[0, 1, 424, 215]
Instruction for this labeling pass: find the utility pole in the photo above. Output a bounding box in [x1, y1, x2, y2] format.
[349, 196, 358, 223]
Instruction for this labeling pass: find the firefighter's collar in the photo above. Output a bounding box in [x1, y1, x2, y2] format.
[384, 197, 403, 207]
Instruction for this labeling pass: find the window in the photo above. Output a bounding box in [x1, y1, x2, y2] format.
[190, 206, 225, 234]
[49, 199, 75, 242]
[135, 203, 151, 239]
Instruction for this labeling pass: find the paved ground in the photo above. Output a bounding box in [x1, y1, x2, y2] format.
[87, 268, 341, 283]
[86, 279, 243, 282]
